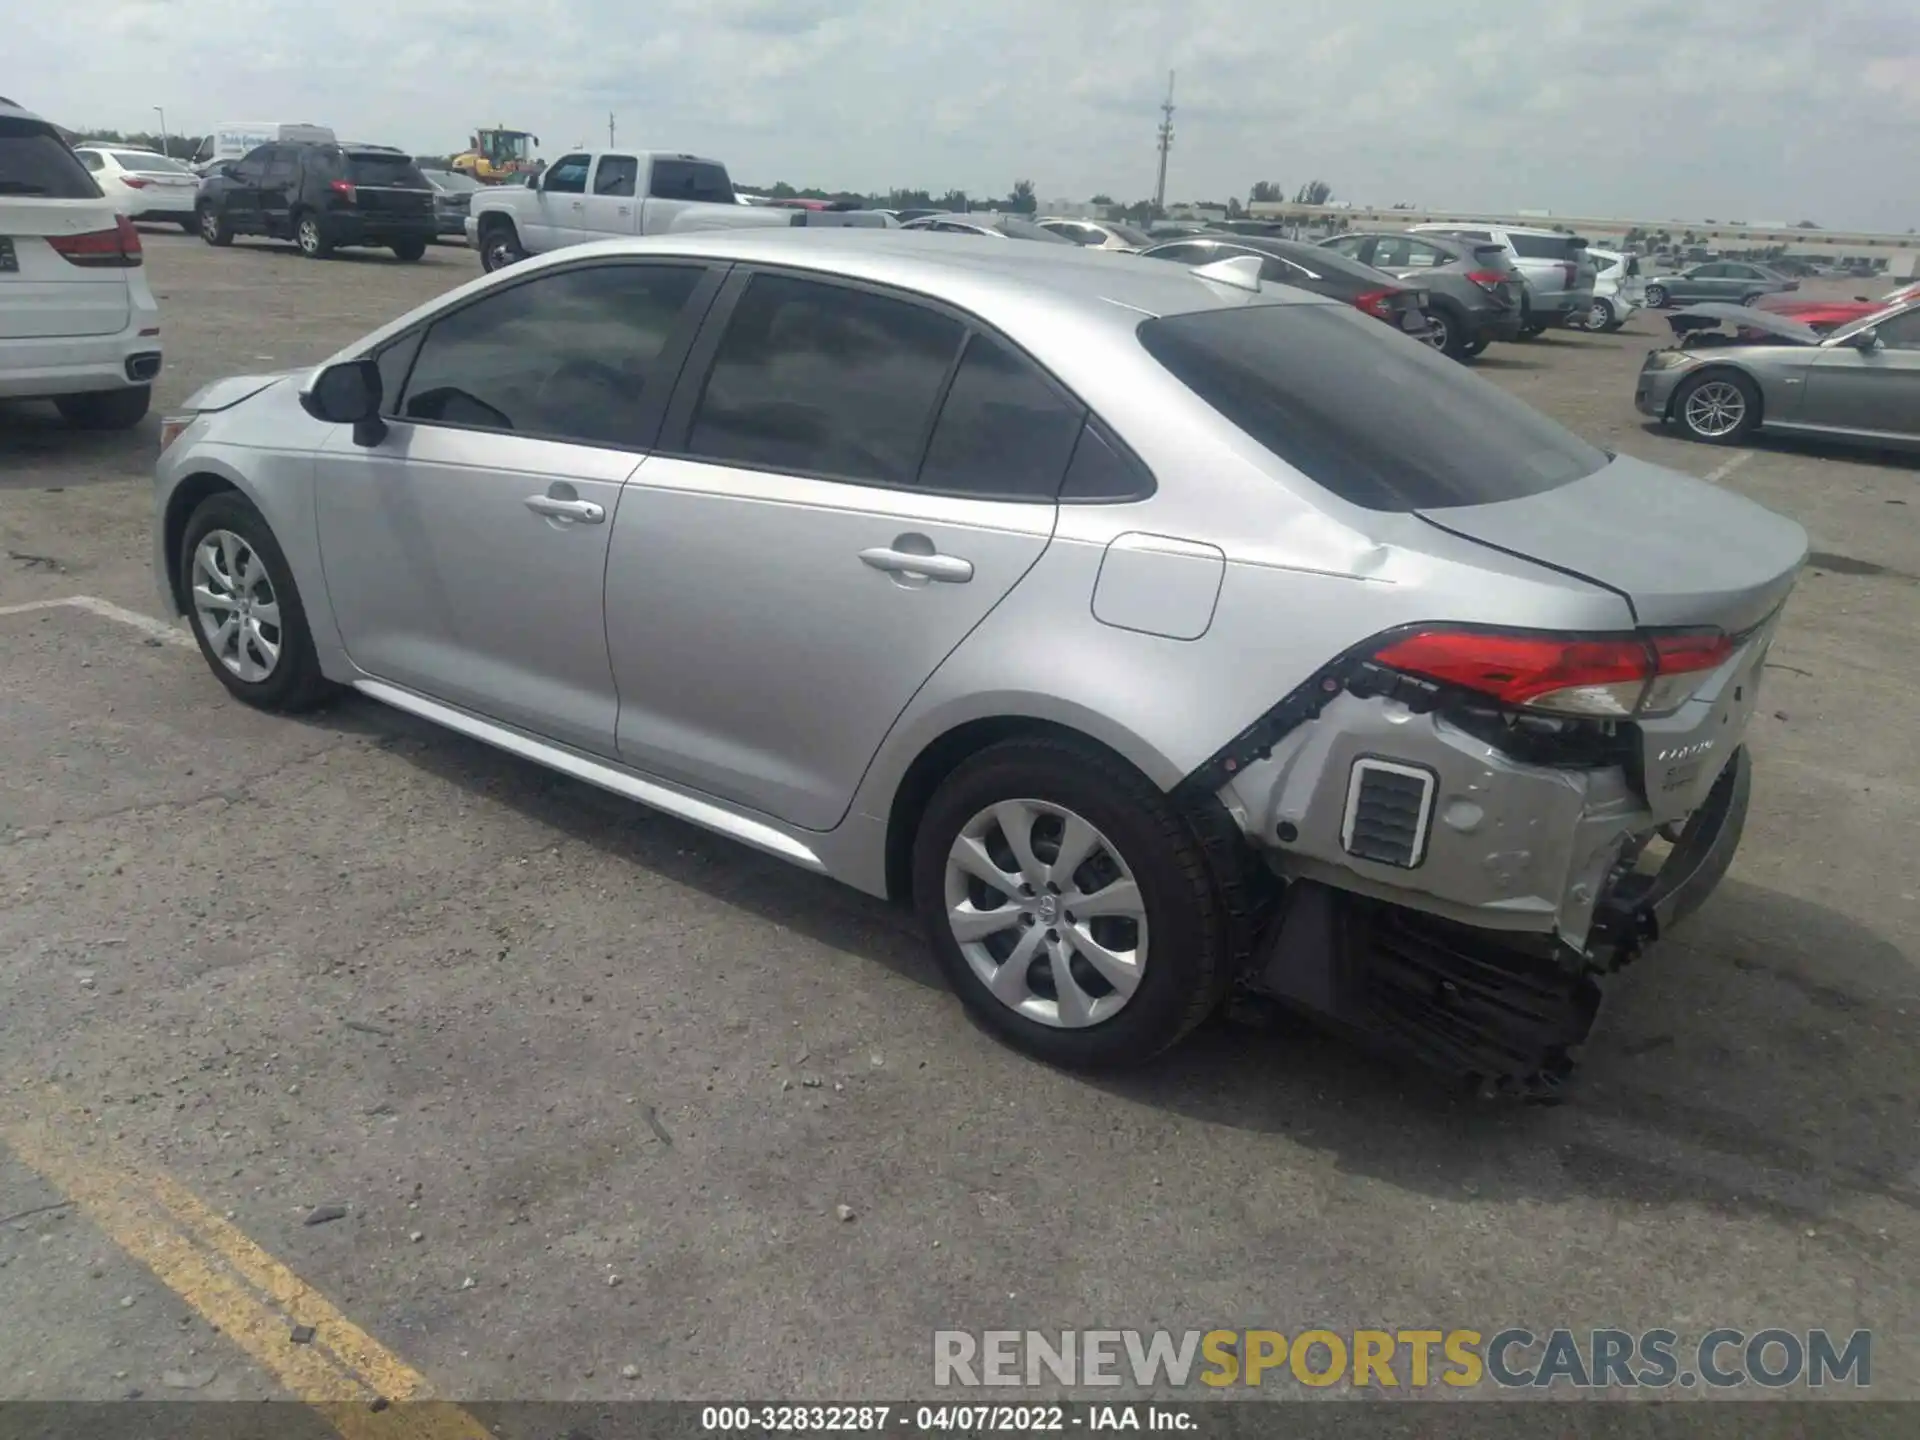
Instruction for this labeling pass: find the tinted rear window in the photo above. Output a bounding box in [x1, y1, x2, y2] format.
[1137, 304, 1607, 511]
[1509, 233, 1580, 260]
[0, 119, 101, 198]
[347, 152, 428, 186]
[112, 150, 188, 173]
[650, 159, 733, 203]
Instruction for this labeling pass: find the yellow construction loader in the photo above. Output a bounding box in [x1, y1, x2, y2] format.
[450, 128, 542, 184]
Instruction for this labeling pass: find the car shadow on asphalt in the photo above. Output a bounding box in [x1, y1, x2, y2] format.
[305, 696, 1919, 1226]
[1639, 425, 1920, 473]
[219, 241, 458, 266]
[0, 402, 157, 484]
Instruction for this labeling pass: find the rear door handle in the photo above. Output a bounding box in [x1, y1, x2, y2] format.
[859, 546, 973, 583]
[525, 494, 605, 524]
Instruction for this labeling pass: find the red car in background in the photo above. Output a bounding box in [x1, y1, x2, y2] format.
[1752, 281, 1920, 334]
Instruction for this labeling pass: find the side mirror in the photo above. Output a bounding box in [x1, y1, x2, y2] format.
[219, 163, 239, 179]
[301, 359, 387, 445]
[1851, 327, 1882, 352]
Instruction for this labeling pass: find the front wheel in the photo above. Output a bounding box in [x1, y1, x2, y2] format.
[391, 238, 427, 262]
[54, 386, 150, 430]
[198, 204, 232, 247]
[912, 738, 1231, 1069]
[1585, 298, 1615, 331]
[180, 493, 334, 712]
[1674, 370, 1760, 445]
[294, 212, 333, 259]
[1645, 283, 1669, 308]
[478, 221, 526, 273]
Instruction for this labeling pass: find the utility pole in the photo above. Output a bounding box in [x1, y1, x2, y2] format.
[1152, 71, 1175, 216]
[608, 113, 616, 146]
[153, 105, 169, 161]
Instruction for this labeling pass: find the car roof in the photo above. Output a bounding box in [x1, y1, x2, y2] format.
[0, 97, 51, 124]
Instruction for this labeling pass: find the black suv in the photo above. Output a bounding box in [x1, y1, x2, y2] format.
[196, 143, 435, 260]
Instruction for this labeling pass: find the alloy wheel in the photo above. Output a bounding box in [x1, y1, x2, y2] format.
[297, 218, 321, 255]
[1588, 300, 1613, 330]
[1683, 380, 1747, 438]
[1646, 285, 1668, 308]
[191, 530, 282, 682]
[1423, 313, 1449, 351]
[943, 799, 1147, 1029]
[198, 208, 220, 243]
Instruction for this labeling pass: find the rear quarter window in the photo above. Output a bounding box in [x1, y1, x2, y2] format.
[0, 119, 102, 198]
[650, 159, 733, 203]
[1509, 233, 1580, 260]
[1137, 304, 1607, 511]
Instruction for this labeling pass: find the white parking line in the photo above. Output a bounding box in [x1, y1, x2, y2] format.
[1702, 452, 1755, 485]
[0, 594, 195, 647]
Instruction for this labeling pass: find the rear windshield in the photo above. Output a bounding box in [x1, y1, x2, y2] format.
[346, 152, 428, 186]
[1107, 222, 1154, 246]
[112, 150, 189, 173]
[0, 119, 101, 198]
[999, 217, 1075, 244]
[1509, 233, 1583, 260]
[650, 159, 733, 203]
[1137, 304, 1607, 511]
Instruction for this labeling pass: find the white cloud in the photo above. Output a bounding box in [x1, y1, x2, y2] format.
[15, 0, 1918, 230]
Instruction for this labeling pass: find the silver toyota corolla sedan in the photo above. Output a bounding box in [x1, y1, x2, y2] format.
[1636, 297, 1920, 449]
[154, 231, 1807, 1095]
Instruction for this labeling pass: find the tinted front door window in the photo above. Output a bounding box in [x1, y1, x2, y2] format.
[686, 274, 964, 485]
[399, 263, 706, 447]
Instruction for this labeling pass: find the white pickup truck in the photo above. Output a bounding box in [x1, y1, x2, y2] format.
[467, 150, 789, 270]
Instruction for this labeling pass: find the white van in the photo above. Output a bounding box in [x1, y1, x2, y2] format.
[191, 122, 335, 175]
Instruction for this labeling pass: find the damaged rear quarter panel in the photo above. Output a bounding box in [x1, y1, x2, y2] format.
[1222, 691, 1649, 947]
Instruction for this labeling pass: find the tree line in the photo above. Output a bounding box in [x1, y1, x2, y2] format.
[737, 177, 1337, 220]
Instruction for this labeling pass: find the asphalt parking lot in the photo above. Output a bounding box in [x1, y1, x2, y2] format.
[2, 232, 1917, 1410]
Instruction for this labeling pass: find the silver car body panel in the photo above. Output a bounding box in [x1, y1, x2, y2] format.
[156, 230, 1805, 945]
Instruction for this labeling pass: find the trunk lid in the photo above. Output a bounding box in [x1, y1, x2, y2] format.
[1418, 453, 1807, 824]
[1415, 452, 1807, 634]
[0, 197, 132, 339]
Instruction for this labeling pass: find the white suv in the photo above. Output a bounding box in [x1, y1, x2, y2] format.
[0, 98, 161, 429]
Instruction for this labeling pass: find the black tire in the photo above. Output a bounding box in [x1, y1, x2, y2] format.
[293, 210, 333, 259]
[478, 219, 526, 273]
[391, 238, 428, 262]
[179, 492, 334, 712]
[1426, 304, 1472, 361]
[197, 203, 232, 247]
[54, 386, 150, 430]
[1672, 369, 1761, 446]
[1740, 292, 1764, 309]
[912, 737, 1232, 1069]
[1461, 334, 1491, 358]
[1645, 283, 1669, 309]
[1586, 298, 1615, 331]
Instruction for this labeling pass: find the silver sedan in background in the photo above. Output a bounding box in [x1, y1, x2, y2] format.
[1637, 297, 1920, 447]
[153, 231, 1805, 1097]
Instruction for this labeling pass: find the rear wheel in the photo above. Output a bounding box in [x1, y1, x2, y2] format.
[912, 737, 1231, 1069]
[1424, 305, 1472, 361]
[391, 238, 427, 262]
[1645, 282, 1670, 308]
[1740, 292, 1765, 309]
[1673, 370, 1760, 445]
[294, 211, 333, 259]
[180, 493, 333, 712]
[54, 386, 150, 431]
[1585, 298, 1615, 331]
[197, 203, 232, 247]
[1461, 334, 1491, 358]
[479, 219, 526, 273]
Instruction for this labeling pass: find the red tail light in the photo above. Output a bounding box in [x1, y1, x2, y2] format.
[1353, 288, 1399, 320]
[1371, 627, 1734, 718]
[122, 176, 151, 189]
[47, 214, 143, 268]
[1465, 268, 1507, 294]
[329, 179, 357, 201]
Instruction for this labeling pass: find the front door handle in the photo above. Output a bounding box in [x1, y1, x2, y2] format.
[859, 545, 973, 583]
[525, 494, 605, 524]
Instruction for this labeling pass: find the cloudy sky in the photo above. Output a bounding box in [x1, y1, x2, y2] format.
[18, 0, 1919, 230]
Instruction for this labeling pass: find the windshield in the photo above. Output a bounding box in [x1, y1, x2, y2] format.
[111, 150, 189, 173]
[346, 152, 429, 186]
[1138, 304, 1607, 511]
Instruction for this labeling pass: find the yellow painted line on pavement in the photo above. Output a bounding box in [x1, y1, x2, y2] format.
[1, 1104, 491, 1440]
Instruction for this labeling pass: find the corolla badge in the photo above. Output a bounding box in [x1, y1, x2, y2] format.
[1658, 739, 1717, 763]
